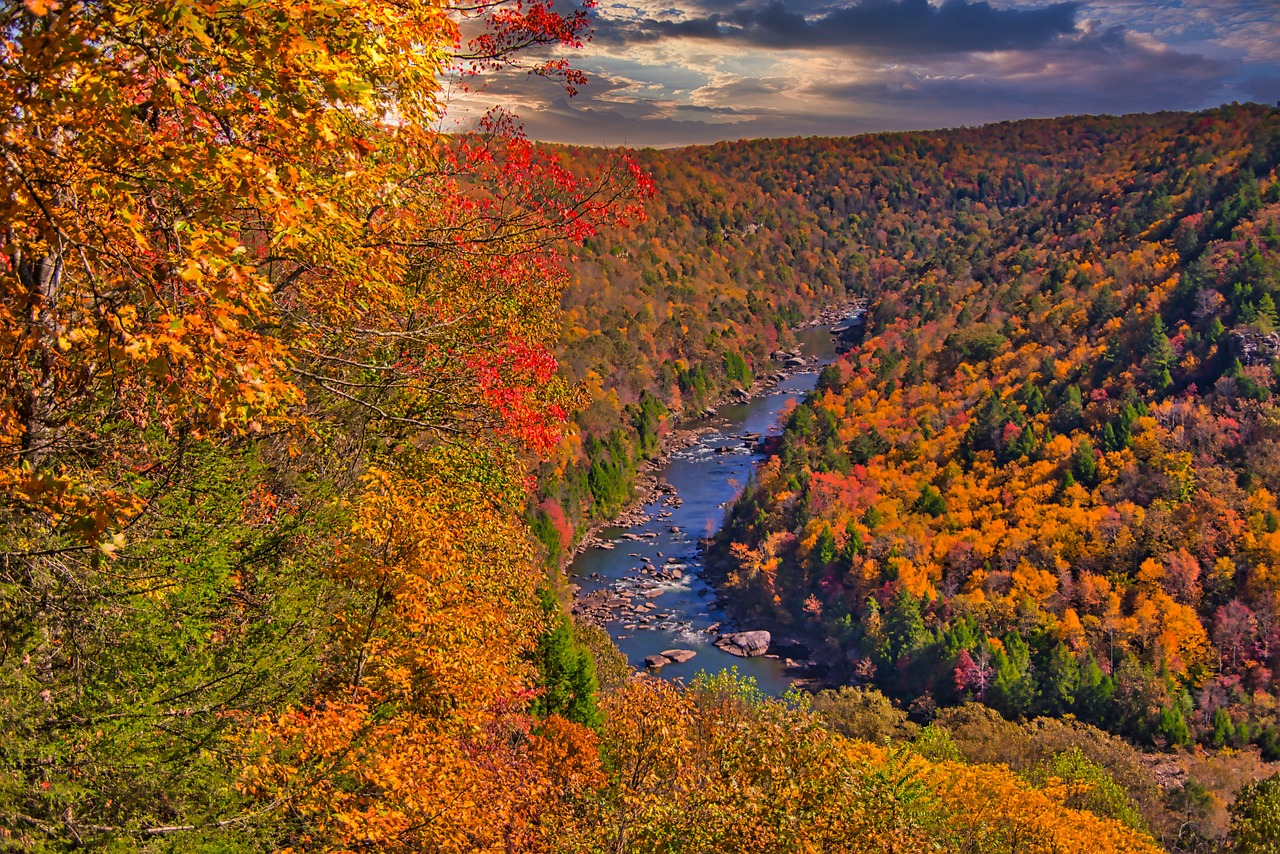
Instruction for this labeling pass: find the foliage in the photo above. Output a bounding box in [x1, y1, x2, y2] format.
[2, 5, 1277, 847]
[810, 685, 920, 743]
[0, 0, 645, 848]
[531, 588, 604, 728]
[707, 103, 1280, 757]
[1025, 747, 1148, 832]
[579, 673, 1161, 853]
[1230, 772, 1280, 852]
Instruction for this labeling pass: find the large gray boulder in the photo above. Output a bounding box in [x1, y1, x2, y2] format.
[714, 630, 771, 657]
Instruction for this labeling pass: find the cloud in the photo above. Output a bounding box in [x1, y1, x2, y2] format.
[448, 0, 1278, 146]
[1242, 76, 1280, 105]
[595, 0, 1081, 55]
[785, 25, 1234, 122]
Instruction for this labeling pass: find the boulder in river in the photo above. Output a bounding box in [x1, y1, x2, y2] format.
[660, 649, 697, 664]
[644, 654, 668, 669]
[714, 630, 771, 657]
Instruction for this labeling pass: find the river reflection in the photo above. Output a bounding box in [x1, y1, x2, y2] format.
[567, 326, 837, 696]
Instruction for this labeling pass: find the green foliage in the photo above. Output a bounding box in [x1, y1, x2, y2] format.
[883, 588, 929, 664]
[814, 523, 838, 565]
[942, 324, 1007, 371]
[1040, 643, 1080, 716]
[572, 619, 633, 697]
[0, 441, 339, 844]
[1051, 385, 1084, 434]
[810, 686, 920, 743]
[1156, 702, 1192, 748]
[1075, 652, 1116, 725]
[914, 484, 947, 517]
[631, 391, 669, 459]
[1070, 438, 1100, 488]
[990, 632, 1037, 718]
[531, 589, 604, 728]
[724, 351, 753, 387]
[1230, 773, 1280, 853]
[1145, 315, 1177, 392]
[1213, 707, 1238, 748]
[911, 724, 964, 763]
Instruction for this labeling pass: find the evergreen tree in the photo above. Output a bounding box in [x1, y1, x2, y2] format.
[1101, 422, 1120, 453]
[1040, 643, 1081, 716]
[1052, 385, 1084, 433]
[1212, 707, 1237, 748]
[991, 631, 1037, 717]
[815, 524, 838, 565]
[1075, 651, 1116, 726]
[883, 588, 928, 664]
[1071, 439, 1100, 488]
[1156, 701, 1191, 748]
[1259, 293, 1279, 331]
[1145, 315, 1176, 391]
[531, 589, 603, 728]
[914, 484, 947, 517]
[1020, 382, 1046, 415]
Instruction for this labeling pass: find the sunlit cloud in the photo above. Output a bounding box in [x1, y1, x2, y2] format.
[448, 0, 1280, 146]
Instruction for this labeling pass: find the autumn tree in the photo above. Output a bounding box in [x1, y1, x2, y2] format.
[0, 0, 646, 847]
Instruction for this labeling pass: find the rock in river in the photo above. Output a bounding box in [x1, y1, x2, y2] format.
[660, 649, 697, 664]
[714, 630, 771, 657]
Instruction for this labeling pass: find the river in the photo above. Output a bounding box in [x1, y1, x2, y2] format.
[567, 325, 839, 696]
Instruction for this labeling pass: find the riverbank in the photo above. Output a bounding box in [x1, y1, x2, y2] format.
[563, 312, 859, 695]
[567, 354, 822, 561]
[565, 301, 860, 564]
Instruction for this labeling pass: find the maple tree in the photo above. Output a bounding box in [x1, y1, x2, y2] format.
[0, 0, 646, 847]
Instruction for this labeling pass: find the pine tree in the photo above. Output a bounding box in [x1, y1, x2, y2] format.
[531, 589, 604, 728]
[883, 588, 928, 664]
[1213, 707, 1237, 748]
[1052, 385, 1084, 433]
[1075, 651, 1116, 726]
[1041, 643, 1081, 716]
[1071, 439, 1100, 487]
[1145, 315, 1177, 392]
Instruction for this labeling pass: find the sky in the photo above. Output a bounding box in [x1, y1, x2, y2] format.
[451, 0, 1280, 148]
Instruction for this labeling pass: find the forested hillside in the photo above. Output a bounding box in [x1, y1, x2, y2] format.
[531, 108, 1280, 565]
[691, 106, 1280, 755]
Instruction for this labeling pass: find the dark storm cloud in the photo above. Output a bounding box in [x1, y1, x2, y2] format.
[594, 0, 1080, 54]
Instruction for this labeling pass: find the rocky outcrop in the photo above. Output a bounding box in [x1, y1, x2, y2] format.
[645, 649, 698, 669]
[714, 630, 771, 657]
